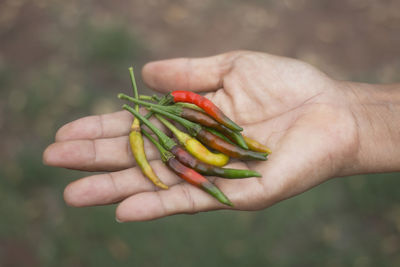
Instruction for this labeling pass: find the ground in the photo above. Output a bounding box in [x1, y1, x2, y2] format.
[0, 0, 399, 266]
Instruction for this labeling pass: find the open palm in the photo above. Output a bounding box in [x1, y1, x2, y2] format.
[43, 51, 358, 221]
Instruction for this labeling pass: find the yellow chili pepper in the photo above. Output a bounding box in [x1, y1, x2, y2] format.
[129, 127, 168, 189]
[155, 114, 229, 167]
[185, 136, 229, 167]
[243, 135, 272, 154]
[128, 67, 168, 189]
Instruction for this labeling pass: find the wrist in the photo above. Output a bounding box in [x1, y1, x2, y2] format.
[343, 81, 400, 175]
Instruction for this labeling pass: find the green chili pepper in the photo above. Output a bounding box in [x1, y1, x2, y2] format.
[204, 127, 236, 145]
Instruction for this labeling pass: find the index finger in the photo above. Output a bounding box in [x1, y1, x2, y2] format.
[141, 51, 245, 93]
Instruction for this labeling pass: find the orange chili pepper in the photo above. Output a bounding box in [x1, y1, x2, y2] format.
[243, 135, 272, 154]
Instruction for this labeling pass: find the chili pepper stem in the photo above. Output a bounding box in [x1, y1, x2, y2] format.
[205, 127, 236, 145]
[148, 106, 202, 136]
[128, 68, 139, 111]
[119, 93, 180, 115]
[139, 94, 160, 102]
[123, 104, 177, 151]
[154, 114, 191, 144]
[142, 129, 174, 162]
[128, 67, 140, 129]
[174, 102, 205, 113]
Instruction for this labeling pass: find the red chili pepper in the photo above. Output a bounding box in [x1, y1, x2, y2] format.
[140, 127, 233, 206]
[168, 91, 243, 132]
[167, 158, 232, 207]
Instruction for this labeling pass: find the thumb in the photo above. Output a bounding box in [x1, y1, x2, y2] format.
[141, 51, 245, 93]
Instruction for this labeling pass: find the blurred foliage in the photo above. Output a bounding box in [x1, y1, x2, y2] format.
[81, 24, 140, 66]
[0, 0, 399, 266]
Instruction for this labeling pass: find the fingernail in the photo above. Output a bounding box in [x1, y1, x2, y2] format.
[115, 217, 123, 223]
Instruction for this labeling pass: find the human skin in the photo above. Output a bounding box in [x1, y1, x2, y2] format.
[42, 51, 400, 222]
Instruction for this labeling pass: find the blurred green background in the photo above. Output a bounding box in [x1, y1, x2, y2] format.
[1, 0, 399, 266]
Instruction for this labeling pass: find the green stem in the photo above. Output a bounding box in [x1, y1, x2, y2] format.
[174, 102, 205, 113]
[119, 93, 180, 115]
[139, 94, 162, 102]
[228, 129, 249, 150]
[145, 94, 174, 119]
[142, 95, 171, 120]
[154, 114, 192, 144]
[205, 127, 236, 145]
[128, 67, 139, 112]
[141, 129, 173, 162]
[139, 95, 156, 101]
[144, 110, 153, 120]
[123, 105, 177, 150]
[149, 106, 202, 136]
[151, 94, 161, 102]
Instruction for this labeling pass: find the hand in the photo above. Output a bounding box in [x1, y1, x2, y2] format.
[43, 51, 393, 222]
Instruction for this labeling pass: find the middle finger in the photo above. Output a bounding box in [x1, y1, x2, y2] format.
[43, 135, 160, 171]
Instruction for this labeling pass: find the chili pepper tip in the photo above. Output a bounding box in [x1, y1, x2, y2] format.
[202, 182, 233, 207]
[251, 171, 262, 178]
[155, 182, 169, 190]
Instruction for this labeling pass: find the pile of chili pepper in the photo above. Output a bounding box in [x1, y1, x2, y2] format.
[120, 67, 271, 206]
